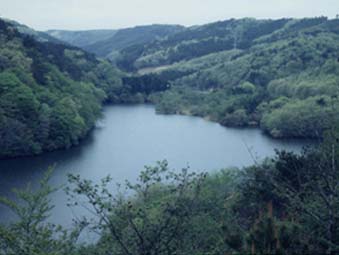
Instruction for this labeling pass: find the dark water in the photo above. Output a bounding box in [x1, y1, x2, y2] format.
[0, 105, 310, 228]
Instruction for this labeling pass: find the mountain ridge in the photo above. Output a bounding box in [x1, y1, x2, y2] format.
[46, 24, 185, 60]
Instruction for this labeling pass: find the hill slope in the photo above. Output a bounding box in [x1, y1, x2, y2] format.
[5, 19, 64, 43]
[0, 19, 125, 158]
[117, 18, 292, 71]
[46, 29, 117, 48]
[82, 24, 185, 60]
[126, 18, 339, 138]
[46, 25, 185, 61]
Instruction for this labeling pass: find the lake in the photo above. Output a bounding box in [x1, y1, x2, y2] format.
[0, 105, 311, 227]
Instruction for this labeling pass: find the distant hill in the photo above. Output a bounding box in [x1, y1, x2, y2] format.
[5, 19, 63, 43]
[46, 29, 117, 48]
[117, 18, 294, 70]
[47, 25, 185, 61]
[82, 25, 185, 60]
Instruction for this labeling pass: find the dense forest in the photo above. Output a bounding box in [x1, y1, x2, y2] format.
[0, 19, 129, 158]
[95, 17, 339, 139]
[0, 130, 338, 254]
[47, 25, 185, 61]
[0, 20, 187, 158]
[46, 29, 118, 48]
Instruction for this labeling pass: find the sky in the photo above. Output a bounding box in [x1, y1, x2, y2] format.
[0, 0, 338, 31]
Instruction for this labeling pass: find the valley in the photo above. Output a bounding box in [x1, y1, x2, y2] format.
[0, 12, 339, 255]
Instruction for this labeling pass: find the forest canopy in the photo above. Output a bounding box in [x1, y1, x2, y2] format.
[115, 18, 339, 138]
[0, 19, 125, 158]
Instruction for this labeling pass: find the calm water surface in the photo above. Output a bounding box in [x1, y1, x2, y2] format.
[0, 105, 311, 227]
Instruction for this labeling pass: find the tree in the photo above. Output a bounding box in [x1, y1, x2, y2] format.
[239, 136, 339, 254]
[66, 160, 206, 255]
[272, 133, 339, 254]
[0, 169, 84, 255]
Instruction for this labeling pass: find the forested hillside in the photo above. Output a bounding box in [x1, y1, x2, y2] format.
[120, 17, 339, 138]
[48, 25, 185, 61]
[46, 29, 118, 48]
[6, 19, 63, 44]
[117, 18, 291, 70]
[0, 19, 126, 158]
[83, 24, 184, 61]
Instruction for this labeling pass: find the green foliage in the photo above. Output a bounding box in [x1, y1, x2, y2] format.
[231, 132, 339, 254]
[0, 19, 124, 158]
[46, 29, 118, 48]
[0, 168, 85, 255]
[261, 96, 339, 138]
[82, 25, 184, 59]
[117, 18, 291, 71]
[144, 18, 339, 138]
[66, 160, 208, 255]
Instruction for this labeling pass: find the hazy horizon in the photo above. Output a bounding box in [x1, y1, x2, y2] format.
[0, 0, 338, 31]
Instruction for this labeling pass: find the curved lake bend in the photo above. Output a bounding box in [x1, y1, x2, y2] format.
[0, 105, 311, 225]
